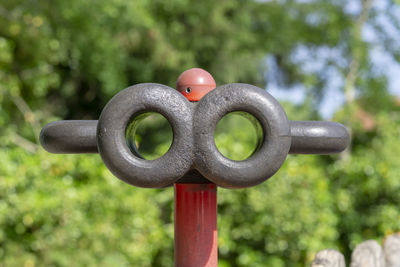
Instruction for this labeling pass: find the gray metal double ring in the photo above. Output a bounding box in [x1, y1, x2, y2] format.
[193, 84, 291, 188]
[40, 83, 350, 188]
[97, 83, 193, 188]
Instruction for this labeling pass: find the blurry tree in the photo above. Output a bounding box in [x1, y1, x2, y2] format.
[1, 0, 400, 266]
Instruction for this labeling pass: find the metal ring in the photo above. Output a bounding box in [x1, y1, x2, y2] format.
[193, 83, 291, 188]
[97, 83, 194, 188]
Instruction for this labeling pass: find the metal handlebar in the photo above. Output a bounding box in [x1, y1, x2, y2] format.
[40, 120, 348, 155]
[40, 83, 350, 188]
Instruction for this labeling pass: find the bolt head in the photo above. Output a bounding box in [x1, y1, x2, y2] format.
[176, 68, 216, 101]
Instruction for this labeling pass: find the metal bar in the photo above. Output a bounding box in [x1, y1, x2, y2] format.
[40, 120, 98, 153]
[40, 120, 349, 155]
[174, 183, 218, 267]
[289, 121, 350, 154]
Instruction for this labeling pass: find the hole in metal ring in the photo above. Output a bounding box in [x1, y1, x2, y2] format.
[125, 112, 173, 160]
[214, 111, 264, 161]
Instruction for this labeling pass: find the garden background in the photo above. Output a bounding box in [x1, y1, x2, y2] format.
[1, 0, 400, 266]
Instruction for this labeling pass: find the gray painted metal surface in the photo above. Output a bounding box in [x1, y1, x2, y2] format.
[192, 83, 291, 188]
[40, 83, 350, 188]
[40, 120, 98, 153]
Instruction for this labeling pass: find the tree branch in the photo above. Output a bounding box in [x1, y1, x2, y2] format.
[344, 0, 373, 104]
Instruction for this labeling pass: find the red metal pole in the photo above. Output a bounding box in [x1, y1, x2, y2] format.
[174, 183, 218, 267]
[174, 68, 218, 266]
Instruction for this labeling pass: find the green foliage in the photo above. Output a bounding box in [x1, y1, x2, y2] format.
[330, 108, 400, 259]
[214, 112, 263, 161]
[1, 0, 400, 266]
[218, 155, 339, 266]
[126, 113, 173, 160]
[0, 148, 175, 266]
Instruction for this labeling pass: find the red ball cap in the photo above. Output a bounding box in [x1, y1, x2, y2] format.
[176, 68, 216, 102]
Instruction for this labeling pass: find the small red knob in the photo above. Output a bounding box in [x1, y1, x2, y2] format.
[176, 68, 216, 102]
